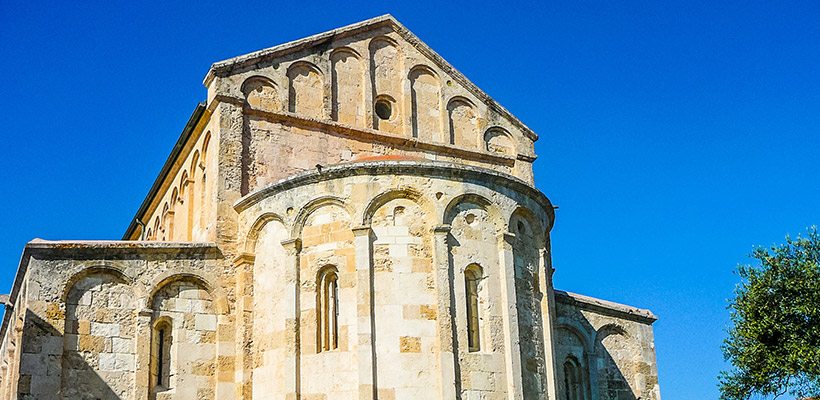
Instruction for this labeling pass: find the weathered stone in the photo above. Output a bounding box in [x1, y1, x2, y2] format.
[0, 15, 659, 400]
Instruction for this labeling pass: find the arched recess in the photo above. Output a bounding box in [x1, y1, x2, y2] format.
[188, 151, 200, 241]
[292, 196, 351, 238]
[563, 355, 586, 400]
[443, 193, 504, 231]
[296, 198, 356, 397]
[61, 265, 135, 303]
[287, 61, 324, 119]
[362, 188, 435, 227]
[510, 206, 548, 397]
[445, 194, 507, 398]
[178, 170, 189, 238]
[169, 187, 178, 240]
[245, 216, 288, 398]
[153, 217, 161, 241]
[147, 273, 228, 314]
[369, 37, 403, 134]
[447, 97, 479, 149]
[161, 203, 170, 241]
[484, 127, 514, 156]
[594, 324, 640, 400]
[409, 65, 442, 142]
[150, 276, 219, 399]
[555, 325, 592, 400]
[242, 76, 283, 112]
[330, 47, 364, 126]
[199, 132, 210, 231]
[62, 270, 138, 399]
[243, 212, 286, 254]
[368, 190, 438, 399]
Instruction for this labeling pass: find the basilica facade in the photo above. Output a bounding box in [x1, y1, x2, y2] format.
[0, 15, 660, 400]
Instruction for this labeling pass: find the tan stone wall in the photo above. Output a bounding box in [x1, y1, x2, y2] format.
[0, 243, 231, 400]
[0, 16, 664, 400]
[234, 161, 556, 400]
[554, 292, 660, 400]
[140, 120, 218, 243]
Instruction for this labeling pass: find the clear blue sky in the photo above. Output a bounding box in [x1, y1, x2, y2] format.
[1, 1, 818, 398]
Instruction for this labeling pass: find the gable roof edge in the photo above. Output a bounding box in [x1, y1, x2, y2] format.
[203, 15, 539, 142]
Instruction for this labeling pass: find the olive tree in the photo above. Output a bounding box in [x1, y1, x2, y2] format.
[720, 227, 820, 399]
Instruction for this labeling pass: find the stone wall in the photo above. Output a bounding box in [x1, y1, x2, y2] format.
[0, 242, 229, 400]
[232, 160, 556, 400]
[553, 290, 660, 400]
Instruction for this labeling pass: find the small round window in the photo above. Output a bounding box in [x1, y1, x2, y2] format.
[375, 99, 392, 120]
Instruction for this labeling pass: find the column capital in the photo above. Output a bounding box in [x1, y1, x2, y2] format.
[280, 238, 302, 254]
[433, 224, 451, 234]
[233, 253, 256, 267]
[352, 226, 373, 237]
[500, 231, 516, 244]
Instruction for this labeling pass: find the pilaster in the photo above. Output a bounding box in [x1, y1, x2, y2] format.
[281, 238, 302, 400]
[352, 226, 376, 400]
[233, 253, 255, 400]
[499, 231, 524, 399]
[135, 309, 153, 400]
[433, 224, 458, 399]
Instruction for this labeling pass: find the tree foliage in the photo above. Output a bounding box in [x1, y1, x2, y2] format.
[720, 227, 820, 400]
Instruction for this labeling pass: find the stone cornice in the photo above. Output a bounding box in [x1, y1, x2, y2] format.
[216, 94, 521, 167]
[554, 289, 658, 324]
[24, 239, 223, 260]
[233, 160, 555, 231]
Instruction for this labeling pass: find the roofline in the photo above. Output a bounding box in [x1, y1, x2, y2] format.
[202, 14, 539, 142]
[554, 289, 658, 324]
[0, 240, 220, 343]
[233, 159, 556, 231]
[122, 103, 207, 240]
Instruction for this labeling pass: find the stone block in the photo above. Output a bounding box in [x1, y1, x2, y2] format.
[399, 336, 421, 353]
[196, 314, 218, 331]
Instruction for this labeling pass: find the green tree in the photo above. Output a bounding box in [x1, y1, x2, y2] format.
[720, 227, 820, 400]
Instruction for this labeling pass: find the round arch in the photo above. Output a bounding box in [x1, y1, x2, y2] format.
[291, 195, 351, 238]
[243, 212, 286, 253]
[146, 272, 229, 314]
[61, 264, 136, 303]
[362, 188, 435, 226]
[443, 192, 504, 231]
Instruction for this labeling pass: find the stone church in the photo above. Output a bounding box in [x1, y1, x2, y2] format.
[0, 15, 660, 400]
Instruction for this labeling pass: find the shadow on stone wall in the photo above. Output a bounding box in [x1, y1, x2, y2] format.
[20, 310, 120, 399]
[557, 308, 639, 400]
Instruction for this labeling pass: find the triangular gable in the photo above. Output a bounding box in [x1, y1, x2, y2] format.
[204, 14, 537, 142]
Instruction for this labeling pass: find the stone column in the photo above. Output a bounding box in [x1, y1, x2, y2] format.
[135, 309, 153, 400]
[281, 238, 302, 400]
[233, 253, 255, 400]
[499, 232, 524, 399]
[433, 224, 458, 399]
[539, 247, 559, 400]
[586, 352, 599, 400]
[352, 226, 376, 400]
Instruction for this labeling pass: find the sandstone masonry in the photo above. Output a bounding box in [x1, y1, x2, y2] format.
[0, 15, 660, 400]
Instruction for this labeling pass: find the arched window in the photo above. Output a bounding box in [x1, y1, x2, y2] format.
[151, 319, 173, 391]
[317, 266, 339, 352]
[563, 356, 584, 400]
[465, 264, 483, 352]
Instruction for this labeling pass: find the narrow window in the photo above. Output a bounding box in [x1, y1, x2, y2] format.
[465, 264, 482, 352]
[156, 328, 165, 386]
[563, 357, 583, 400]
[152, 320, 172, 391]
[317, 267, 340, 352]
